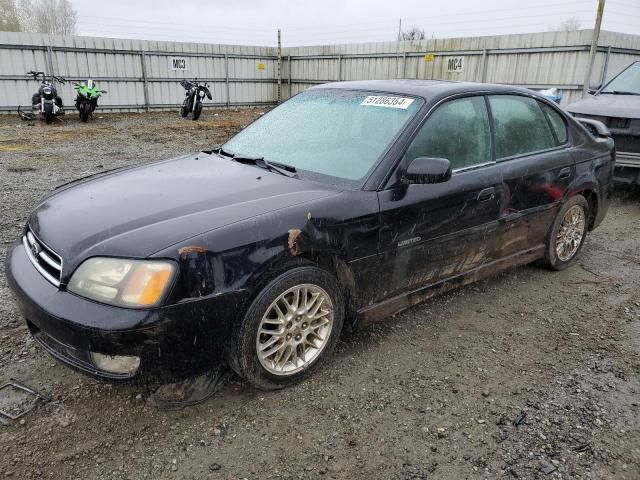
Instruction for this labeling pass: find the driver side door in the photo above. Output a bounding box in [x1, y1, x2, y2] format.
[372, 95, 503, 305]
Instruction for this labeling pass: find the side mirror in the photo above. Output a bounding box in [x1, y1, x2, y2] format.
[403, 157, 452, 184]
[588, 83, 602, 94]
[576, 117, 611, 138]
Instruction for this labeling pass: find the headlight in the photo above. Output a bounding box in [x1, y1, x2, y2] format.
[68, 257, 176, 308]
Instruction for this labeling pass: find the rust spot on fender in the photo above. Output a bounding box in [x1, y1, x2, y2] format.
[287, 229, 302, 256]
[178, 246, 208, 257]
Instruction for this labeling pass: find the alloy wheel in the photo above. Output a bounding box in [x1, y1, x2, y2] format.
[256, 284, 334, 376]
[555, 205, 586, 262]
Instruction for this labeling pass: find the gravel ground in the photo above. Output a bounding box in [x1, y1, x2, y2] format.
[0, 111, 639, 480]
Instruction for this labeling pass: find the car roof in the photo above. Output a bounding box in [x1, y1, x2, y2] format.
[309, 79, 536, 100]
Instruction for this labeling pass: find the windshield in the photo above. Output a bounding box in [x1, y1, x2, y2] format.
[223, 89, 422, 183]
[601, 62, 640, 95]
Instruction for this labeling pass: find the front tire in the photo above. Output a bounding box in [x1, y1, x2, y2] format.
[79, 102, 91, 122]
[43, 103, 54, 124]
[192, 101, 203, 121]
[228, 266, 344, 390]
[544, 194, 589, 270]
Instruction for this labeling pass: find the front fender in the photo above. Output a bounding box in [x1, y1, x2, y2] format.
[154, 190, 380, 307]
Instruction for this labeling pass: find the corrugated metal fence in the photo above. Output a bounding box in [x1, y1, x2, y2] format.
[283, 30, 640, 106]
[0, 32, 278, 112]
[1, 29, 639, 113]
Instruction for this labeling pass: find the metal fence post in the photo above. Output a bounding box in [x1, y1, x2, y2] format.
[480, 48, 488, 82]
[45, 45, 55, 79]
[338, 54, 342, 81]
[224, 53, 230, 108]
[401, 52, 406, 78]
[44, 32, 55, 81]
[287, 54, 292, 99]
[139, 51, 150, 112]
[600, 45, 611, 85]
[277, 29, 282, 103]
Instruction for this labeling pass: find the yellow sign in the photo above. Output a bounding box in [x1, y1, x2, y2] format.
[257, 63, 266, 71]
[424, 53, 434, 62]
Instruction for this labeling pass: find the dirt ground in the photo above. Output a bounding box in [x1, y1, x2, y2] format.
[0, 110, 639, 480]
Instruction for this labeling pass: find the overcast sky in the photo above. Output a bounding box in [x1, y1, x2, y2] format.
[71, 0, 639, 46]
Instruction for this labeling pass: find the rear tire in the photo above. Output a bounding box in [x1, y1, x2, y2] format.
[227, 266, 344, 390]
[544, 194, 589, 270]
[192, 101, 203, 121]
[180, 99, 190, 118]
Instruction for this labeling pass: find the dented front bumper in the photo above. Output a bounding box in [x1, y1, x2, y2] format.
[5, 241, 246, 384]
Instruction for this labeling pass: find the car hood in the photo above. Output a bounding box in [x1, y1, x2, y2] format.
[29, 152, 338, 275]
[565, 93, 640, 119]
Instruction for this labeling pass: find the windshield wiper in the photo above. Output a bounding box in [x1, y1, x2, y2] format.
[214, 147, 297, 178]
[213, 146, 236, 158]
[608, 90, 640, 95]
[233, 154, 297, 178]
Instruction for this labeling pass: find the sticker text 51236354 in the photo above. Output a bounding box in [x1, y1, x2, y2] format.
[360, 96, 414, 109]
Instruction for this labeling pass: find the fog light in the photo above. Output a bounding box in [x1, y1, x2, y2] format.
[90, 352, 140, 375]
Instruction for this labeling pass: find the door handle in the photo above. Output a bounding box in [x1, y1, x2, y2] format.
[558, 167, 572, 179]
[477, 187, 496, 202]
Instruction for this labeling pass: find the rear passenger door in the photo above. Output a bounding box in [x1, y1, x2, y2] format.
[487, 95, 574, 258]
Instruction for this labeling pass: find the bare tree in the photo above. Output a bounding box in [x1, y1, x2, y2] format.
[17, 0, 77, 35]
[550, 17, 582, 32]
[398, 26, 425, 41]
[0, 0, 22, 32]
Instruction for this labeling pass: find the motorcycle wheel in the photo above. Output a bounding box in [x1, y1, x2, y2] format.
[44, 103, 54, 124]
[192, 101, 203, 121]
[180, 99, 190, 118]
[79, 102, 91, 122]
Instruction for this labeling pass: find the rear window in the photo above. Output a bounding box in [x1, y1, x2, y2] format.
[540, 103, 568, 145]
[488, 95, 557, 159]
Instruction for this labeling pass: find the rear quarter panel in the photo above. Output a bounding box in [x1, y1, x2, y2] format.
[569, 124, 615, 229]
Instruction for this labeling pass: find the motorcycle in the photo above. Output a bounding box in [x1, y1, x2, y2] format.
[179, 79, 212, 121]
[73, 79, 107, 122]
[19, 71, 66, 124]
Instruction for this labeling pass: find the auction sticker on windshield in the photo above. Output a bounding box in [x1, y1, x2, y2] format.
[360, 96, 415, 109]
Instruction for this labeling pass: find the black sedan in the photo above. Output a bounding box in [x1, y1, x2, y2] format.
[5, 80, 615, 389]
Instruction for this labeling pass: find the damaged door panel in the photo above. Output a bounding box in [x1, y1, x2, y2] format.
[375, 94, 502, 303]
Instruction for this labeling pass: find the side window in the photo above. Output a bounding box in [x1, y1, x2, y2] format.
[540, 102, 568, 145]
[405, 96, 491, 170]
[488, 95, 557, 159]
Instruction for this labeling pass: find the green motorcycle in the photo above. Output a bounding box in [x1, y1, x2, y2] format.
[73, 80, 107, 122]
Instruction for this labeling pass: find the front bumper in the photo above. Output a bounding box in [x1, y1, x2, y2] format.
[5, 241, 246, 384]
[614, 151, 640, 185]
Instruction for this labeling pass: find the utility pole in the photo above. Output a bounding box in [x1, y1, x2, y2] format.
[584, 0, 606, 96]
[398, 18, 402, 41]
[277, 29, 282, 103]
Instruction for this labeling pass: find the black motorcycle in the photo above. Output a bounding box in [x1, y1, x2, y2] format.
[179, 79, 212, 121]
[19, 71, 66, 124]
